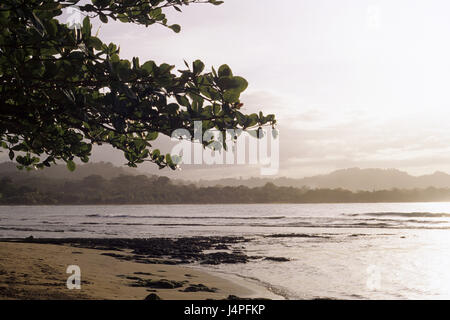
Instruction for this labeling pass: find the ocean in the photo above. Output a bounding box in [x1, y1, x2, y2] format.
[1, 202, 450, 299]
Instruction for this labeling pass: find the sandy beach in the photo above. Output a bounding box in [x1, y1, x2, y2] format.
[0, 242, 276, 300]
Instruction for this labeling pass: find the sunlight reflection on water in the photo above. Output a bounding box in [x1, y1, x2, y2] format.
[1, 203, 450, 299]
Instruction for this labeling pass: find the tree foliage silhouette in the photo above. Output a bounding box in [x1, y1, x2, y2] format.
[0, 0, 276, 171]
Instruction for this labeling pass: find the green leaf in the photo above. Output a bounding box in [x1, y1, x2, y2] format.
[117, 13, 128, 23]
[223, 90, 240, 103]
[99, 13, 108, 23]
[236, 112, 246, 126]
[147, 132, 158, 141]
[175, 95, 190, 107]
[193, 60, 205, 74]
[218, 64, 233, 77]
[169, 24, 181, 33]
[231, 76, 248, 92]
[217, 76, 248, 92]
[166, 103, 179, 114]
[142, 61, 155, 74]
[151, 149, 160, 160]
[246, 113, 259, 127]
[66, 160, 76, 172]
[82, 17, 91, 36]
[89, 37, 103, 50]
[29, 12, 46, 36]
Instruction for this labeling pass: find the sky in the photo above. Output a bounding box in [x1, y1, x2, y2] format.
[7, 0, 450, 180]
[89, 0, 450, 179]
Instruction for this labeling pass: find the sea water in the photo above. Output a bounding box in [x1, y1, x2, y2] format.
[1, 203, 450, 299]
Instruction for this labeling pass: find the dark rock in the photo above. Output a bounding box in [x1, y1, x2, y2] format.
[101, 252, 126, 259]
[144, 293, 161, 300]
[161, 260, 178, 265]
[181, 284, 217, 293]
[264, 256, 290, 262]
[130, 279, 184, 289]
[10, 236, 253, 266]
[265, 233, 330, 239]
[214, 244, 229, 250]
[200, 252, 248, 265]
[134, 272, 153, 276]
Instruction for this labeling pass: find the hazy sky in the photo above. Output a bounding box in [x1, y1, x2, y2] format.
[91, 0, 450, 179]
[7, 0, 450, 180]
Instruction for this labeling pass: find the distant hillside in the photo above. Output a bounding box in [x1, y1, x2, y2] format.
[3, 170, 450, 204]
[3, 162, 450, 191]
[0, 161, 140, 181]
[195, 168, 450, 191]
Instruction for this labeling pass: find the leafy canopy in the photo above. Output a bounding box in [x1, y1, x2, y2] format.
[0, 0, 276, 171]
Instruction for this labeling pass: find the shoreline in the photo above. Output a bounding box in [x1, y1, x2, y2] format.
[0, 240, 280, 300]
[191, 266, 290, 300]
[186, 266, 284, 300]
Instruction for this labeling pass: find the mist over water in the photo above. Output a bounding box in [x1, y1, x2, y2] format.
[1, 203, 450, 299]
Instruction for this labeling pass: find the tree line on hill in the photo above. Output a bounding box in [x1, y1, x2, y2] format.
[2, 174, 450, 205]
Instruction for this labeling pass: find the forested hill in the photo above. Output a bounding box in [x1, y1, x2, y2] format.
[3, 162, 450, 191]
[2, 173, 450, 205]
[194, 168, 450, 191]
[0, 161, 139, 180]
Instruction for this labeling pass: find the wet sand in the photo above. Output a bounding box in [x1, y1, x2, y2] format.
[0, 242, 276, 300]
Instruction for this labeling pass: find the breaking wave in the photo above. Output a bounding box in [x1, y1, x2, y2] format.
[85, 214, 286, 220]
[347, 212, 450, 218]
